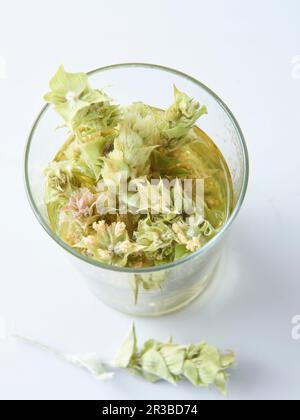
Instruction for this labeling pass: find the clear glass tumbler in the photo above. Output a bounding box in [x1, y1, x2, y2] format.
[25, 63, 249, 317]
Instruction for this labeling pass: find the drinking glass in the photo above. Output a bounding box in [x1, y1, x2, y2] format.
[25, 63, 249, 316]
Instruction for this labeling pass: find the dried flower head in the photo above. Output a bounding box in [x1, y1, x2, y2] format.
[172, 216, 216, 254]
[163, 85, 207, 141]
[65, 188, 96, 218]
[78, 221, 141, 267]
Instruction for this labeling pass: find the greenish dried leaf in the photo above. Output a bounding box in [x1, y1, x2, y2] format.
[44, 65, 109, 125]
[114, 324, 137, 369]
[130, 272, 167, 305]
[163, 85, 207, 141]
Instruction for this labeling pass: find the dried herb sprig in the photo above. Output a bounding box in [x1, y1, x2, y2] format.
[14, 325, 235, 396]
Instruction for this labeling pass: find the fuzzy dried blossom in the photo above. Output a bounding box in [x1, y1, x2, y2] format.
[122, 102, 162, 147]
[101, 103, 163, 182]
[72, 102, 121, 179]
[133, 217, 175, 262]
[114, 128, 157, 178]
[172, 215, 216, 253]
[78, 221, 141, 267]
[64, 188, 97, 218]
[163, 85, 207, 142]
[44, 65, 109, 125]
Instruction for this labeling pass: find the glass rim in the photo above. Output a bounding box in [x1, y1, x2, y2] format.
[24, 62, 249, 274]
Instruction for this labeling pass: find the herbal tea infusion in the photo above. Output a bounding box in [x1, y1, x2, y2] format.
[43, 66, 233, 269]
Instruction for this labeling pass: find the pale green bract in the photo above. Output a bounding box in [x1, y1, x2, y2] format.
[72, 102, 120, 140]
[44, 65, 122, 180]
[114, 128, 157, 178]
[114, 325, 235, 395]
[130, 272, 167, 305]
[100, 149, 131, 184]
[44, 65, 109, 125]
[122, 102, 162, 147]
[44, 160, 94, 203]
[134, 217, 174, 262]
[72, 102, 121, 180]
[163, 85, 207, 143]
[101, 103, 161, 181]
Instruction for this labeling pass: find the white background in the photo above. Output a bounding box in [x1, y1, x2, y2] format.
[0, 0, 300, 401]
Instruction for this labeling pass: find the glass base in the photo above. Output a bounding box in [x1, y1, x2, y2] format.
[85, 258, 220, 317]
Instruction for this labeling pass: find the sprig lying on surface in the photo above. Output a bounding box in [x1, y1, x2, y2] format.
[14, 325, 235, 396]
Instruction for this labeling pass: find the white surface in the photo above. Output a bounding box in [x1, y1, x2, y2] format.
[0, 0, 299, 401]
